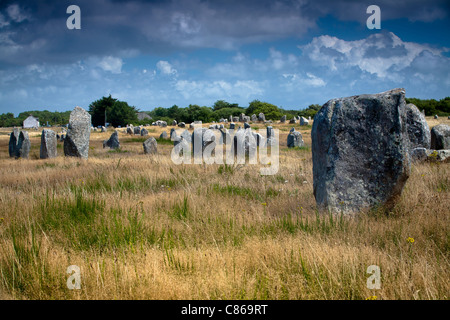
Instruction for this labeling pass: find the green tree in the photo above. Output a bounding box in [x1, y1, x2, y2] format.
[246, 100, 281, 120]
[88, 95, 117, 126]
[107, 101, 138, 127]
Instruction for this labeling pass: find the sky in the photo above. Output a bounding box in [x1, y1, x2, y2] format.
[0, 0, 449, 115]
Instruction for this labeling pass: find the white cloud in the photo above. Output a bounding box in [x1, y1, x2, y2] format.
[97, 56, 123, 74]
[301, 32, 444, 81]
[156, 60, 177, 75]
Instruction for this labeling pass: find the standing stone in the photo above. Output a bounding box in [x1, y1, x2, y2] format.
[258, 113, 265, 122]
[103, 131, 120, 149]
[233, 128, 257, 157]
[229, 123, 236, 130]
[140, 128, 149, 136]
[300, 117, 309, 126]
[181, 130, 192, 143]
[266, 126, 277, 146]
[289, 118, 296, 124]
[434, 115, 439, 119]
[143, 137, 157, 154]
[8, 128, 20, 157]
[60, 134, 65, 142]
[280, 115, 286, 123]
[40, 129, 57, 159]
[232, 116, 239, 122]
[134, 126, 141, 135]
[311, 88, 410, 215]
[172, 120, 177, 126]
[170, 128, 177, 140]
[178, 122, 186, 128]
[251, 114, 257, 122]
[287, 129, 304, 148]
[64, 106, 91, 159]
[126, 125, 134, 135]
[405, 103, 431, 151]
[244, 122, 251, 129]
[239, 113, 245, 122]
[431, 124, 450, 150]
[160, 131, 168, 139]
[101, 126, 106, 132]
[14, 130, 30, 159]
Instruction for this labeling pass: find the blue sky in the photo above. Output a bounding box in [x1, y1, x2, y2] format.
[0, 0, 449, 115]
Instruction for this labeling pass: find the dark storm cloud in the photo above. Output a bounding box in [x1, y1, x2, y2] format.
[1, 0, 448, 67]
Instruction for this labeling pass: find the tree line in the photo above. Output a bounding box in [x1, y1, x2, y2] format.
[1, 95, 448, 128]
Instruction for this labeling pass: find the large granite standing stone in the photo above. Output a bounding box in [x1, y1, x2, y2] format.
[64, 106, 91, 159]
[311, 88, 411, 215]
[431, 124, 450, 150]
[143, 137, 157, 154]
[8, 128, 20, 157]
[405, 103, 430, 150]
[103, 131, 120, 149]
[15, 131, 30, 159]
[40, 129, 57, 159]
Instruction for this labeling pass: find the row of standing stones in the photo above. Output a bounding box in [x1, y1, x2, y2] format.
[7, 90, 450, 215]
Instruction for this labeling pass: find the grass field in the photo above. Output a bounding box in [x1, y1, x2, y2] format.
[0, 118, 448, 300]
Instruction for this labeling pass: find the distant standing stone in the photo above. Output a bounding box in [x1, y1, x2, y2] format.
[160, 131, 168, 139]
[258, 113, 265, 122]
[40, 129, 57, 159]
[287, 129, 304, 148]
[300, 117, 309, 126]
[312, 88, 411, 215]
[103, 131, 120, 149]
[134, 126, 141, 135]
[251, 114, 257, 122]
[434, 115, 439, 119]
[178, 122, 186, 128]
[8, 128, 20, 158]
[244, 122, 251, 129]
[143, 137, 157, 154]
[280, 115, 286, 123]
[229, 123, 236, 130]
[140, 128, 149, 136]
[431, 124, 450, 150]
[64, 106, 91, 159]
[172, 120, 177, 126]
[101, 126, 106, 132]
[15, 131, 30, 159]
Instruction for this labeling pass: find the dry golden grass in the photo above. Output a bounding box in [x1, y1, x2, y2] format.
[0, 119, 448, 300]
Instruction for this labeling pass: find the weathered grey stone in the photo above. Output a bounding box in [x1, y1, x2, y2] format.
[289, 118, 296, 124]
[16, 131, 30, 159]
[218, 128, 231, 145]
[232, 116, 239, 122]
[126, 126, 134, 135]
[280, 115, 286, 123]
[233, 128, 257, 157]
[287, 129, 304, 148]
[405, 103, 431, 151]
[172, 120, 177, 126]
[170, 128, 177, 140]
[173, 136, 190, 156]
[140, 128, 149, 136]
[429, 149, 450, 162]
[160, 131, 168, 139]
[40, 129, 57, 159]
[311, 88, 410, 215]
[266, 126, 277, 146]
[60, 134, 65, 142]
[181, 130, 192, 143]
[251, 114, 257, 122]
[143, 137, 157, 154]
[431, 124, 450, 150]
[434, 115, 439, 119]
[229, 123, 236, 130]
[103, 131, 120, 149]
[410, 147, 428, 163]
[192, 128, 216, 156]
[258, 113, 265, 122]
[300, 117, 309, 126]
[244, 122, 251, 129]
[101, 126, 106, 132]
[64, 106, 91, 159]
[134, 126, 141, 135]
[178, 122, 186, 128]
[8, 128, 20, 157]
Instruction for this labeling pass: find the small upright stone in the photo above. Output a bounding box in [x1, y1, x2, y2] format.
[229, 123, 236, 130]
[244, 122, 251, 129]
[258, 113, 265, 122]
[40, 129, 57, 159]
[14, 130, 30, 159]
[103, 131, 120, 149]
[300, 117, 309, 126]
[280, 115, 286, 123]
[287, 129, 304, 148]
[140, 128, 149, 136]
[160, 131, 168, 139]
[134, 126, 141, 135]
[434, 115, 439, 119]
[143, 137, 157, 154]
[8, 128, 20, 158]
[64, 106, 91, 159]
[251, 114, 257, 122]
[172, 120, 177, 126]
[431, 124, 450, 150]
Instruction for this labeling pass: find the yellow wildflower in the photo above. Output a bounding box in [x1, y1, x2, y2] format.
[406, 237, 415, 244]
